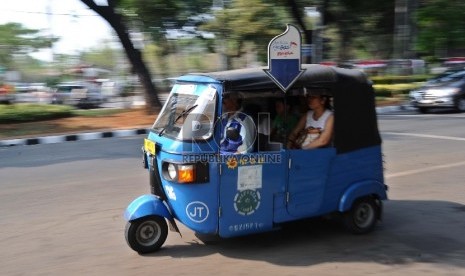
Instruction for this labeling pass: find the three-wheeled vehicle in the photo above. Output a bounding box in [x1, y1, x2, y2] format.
[124, 64, 388, 253]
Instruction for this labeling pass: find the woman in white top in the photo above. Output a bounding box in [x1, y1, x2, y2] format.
[287, 95, 334, 149]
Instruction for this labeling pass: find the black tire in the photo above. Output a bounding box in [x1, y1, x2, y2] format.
[125, 215, 168, 254]
[342, 197, 379, 234]
[455, 98, 465, 112]
[418, 107, 429, 114]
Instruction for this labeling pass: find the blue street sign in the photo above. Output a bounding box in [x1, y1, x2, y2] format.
[264, 24, 306, 92]
[301, 44, 312, 57]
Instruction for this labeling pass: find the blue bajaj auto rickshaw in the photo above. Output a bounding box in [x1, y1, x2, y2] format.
[124, 64, 388, 254]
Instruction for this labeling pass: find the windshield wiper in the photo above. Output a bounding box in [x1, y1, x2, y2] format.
[174, 104, 198, 123]
[158, 104, 198, 137]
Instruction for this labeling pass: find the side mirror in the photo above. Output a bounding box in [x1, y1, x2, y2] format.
[226, 127, 240, 141]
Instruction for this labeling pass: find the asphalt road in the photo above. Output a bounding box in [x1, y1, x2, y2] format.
[1, 109, 464, 276]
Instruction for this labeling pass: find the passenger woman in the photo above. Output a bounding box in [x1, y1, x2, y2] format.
[287, 94, 334, 149]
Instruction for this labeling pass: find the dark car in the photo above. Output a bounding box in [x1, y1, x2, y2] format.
[409, 70, 465, 113]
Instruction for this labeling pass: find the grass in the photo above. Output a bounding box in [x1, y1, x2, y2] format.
[0, 103, 74, 123]
[0, 105, 152, 139]
[0, 104, 128, 123]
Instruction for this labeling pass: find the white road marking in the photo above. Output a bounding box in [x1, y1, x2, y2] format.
[383, 132, 465, 141]
[379, 113, 465, 118]
[386, 160, 465, 179]
[384, 132, 465, 179]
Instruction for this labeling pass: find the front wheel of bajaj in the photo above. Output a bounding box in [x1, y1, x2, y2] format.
[125, 215, 168, 254]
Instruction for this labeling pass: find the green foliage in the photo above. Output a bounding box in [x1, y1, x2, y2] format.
[373, 83, 423, 98]
[416, 0, 465, 56]
[118, 0, 212, 40]
[80, 44, 119, 70]
[370, 75, 432, 84]
[370, 74, 429, 99]
[81, 0, 465, 78]
[323, 0, 395, 60]
[201, 0, 291, 65]
[0, 104, 73, 123]
[0, 104, 128, 124]
[0, 23, 58, 69]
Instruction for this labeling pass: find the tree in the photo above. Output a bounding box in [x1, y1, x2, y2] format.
[80, 44, 119, 70]
[416, 0, 465, 58]
[80, 0, 161, 112]
[117, 0, 216, 76]
[117, 0, 289, 71]
[0, 23, 58, 69]
[317, 0, 396, 61]
[201, 0, 291, 69]
[258, 0, 393, 62]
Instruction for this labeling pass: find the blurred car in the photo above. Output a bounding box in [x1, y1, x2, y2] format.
[13, 83, 52, 103]
[409, 70, 465, 113]
[0, 84, 14, 104]
[51, 82, 105, 108]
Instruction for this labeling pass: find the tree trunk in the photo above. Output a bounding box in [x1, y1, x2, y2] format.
[337, 21, 353, 63]
[80, 0, 161, 113]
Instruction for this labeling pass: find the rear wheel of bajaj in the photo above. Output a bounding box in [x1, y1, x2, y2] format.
[125, 215, 168, 254]
[343, 197, 380, 234]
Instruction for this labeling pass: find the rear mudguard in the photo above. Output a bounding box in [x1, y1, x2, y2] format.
[124, 194, 181, 234]
[338, 180, 388, 212]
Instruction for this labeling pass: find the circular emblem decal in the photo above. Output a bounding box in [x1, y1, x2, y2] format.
[186, 201, 209, 223]
[234, 190, 261, 215]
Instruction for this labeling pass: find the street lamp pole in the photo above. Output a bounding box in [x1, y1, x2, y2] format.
[305, 7, 323, 64]
[393, 0, 409, 59]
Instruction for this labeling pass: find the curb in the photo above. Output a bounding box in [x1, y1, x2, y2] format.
[376, 104, 415, 113]
[0, 128, 149, 148]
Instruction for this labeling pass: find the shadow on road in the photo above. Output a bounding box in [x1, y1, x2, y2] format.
[143, 200, 465, 268]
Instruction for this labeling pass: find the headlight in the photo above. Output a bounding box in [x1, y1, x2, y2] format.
[167, 163, 177, 180]
[427, 87, 460, 97]
[409, 90, 419, 97]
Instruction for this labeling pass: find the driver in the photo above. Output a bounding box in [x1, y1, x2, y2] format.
[220, 92, 255, 154]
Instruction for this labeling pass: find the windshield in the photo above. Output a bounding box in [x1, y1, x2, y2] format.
[434, 71, 465, 83]
[152, 83, 217, 140]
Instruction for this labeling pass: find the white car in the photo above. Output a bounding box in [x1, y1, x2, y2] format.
[51, 83, 105, 108]
[409, 70, 465, 113]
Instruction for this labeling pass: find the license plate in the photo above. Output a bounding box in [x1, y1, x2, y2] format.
[144, 139, 156, 155]
[71, 89, 87, 99]
[418, 99, 433, 104]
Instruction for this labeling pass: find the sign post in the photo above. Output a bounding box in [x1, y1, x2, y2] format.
[264, 24, 305, 92]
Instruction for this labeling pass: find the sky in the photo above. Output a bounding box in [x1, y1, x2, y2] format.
[0, 0, 115, 61]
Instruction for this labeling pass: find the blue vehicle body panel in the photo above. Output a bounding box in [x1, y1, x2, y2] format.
[273, 145, 385, 223]
[338, 180, 387, 212]
[324, 145, 385, 214]
[286, 148, 336, 217]
[124, 194, 172, 221]
[151, 147, 220, 235]
[218, 151, 286, 237]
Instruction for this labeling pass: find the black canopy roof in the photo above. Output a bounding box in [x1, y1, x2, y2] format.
[185, 64, 381, 153]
